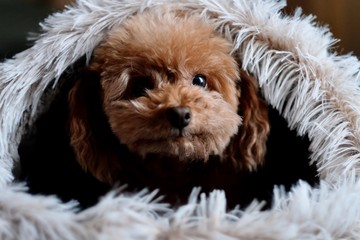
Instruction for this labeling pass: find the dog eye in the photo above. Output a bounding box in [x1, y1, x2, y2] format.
[192, 74, 207, 88]
[132, 76, 154, 98]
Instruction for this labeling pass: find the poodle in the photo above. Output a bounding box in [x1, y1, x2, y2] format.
[66, 8, 270, 205]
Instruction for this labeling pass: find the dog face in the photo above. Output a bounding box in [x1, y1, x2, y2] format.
[68, 9, 269, 183]
[94, 10, 241, 160]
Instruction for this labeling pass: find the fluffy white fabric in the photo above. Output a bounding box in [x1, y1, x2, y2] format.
[1, 0, 360, 239]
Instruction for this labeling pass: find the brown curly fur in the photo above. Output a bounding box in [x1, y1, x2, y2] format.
[68, 8, 269, 204]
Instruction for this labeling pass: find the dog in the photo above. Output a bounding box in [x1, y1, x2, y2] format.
[66, 8, 270, 206]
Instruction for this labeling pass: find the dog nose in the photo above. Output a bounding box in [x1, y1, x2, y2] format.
[166, 106, 192, 129]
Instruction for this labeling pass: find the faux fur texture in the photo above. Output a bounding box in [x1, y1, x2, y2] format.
[1, 0, 360, 239]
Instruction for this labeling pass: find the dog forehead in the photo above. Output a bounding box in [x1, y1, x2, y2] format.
[101, 10, 232, 66]
[94, 23, 233, 83]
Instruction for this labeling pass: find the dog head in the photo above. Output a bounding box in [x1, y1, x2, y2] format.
[68, 9, 269, 183]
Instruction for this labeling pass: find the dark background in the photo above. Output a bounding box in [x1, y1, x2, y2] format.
[0, 0, 68, 59]
[286, 0, 360, 57]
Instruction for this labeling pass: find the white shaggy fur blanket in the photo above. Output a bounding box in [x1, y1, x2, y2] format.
[1, 0, 360, 239]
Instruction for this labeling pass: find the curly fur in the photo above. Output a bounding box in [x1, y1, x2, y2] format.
[68, 8, 269, 203]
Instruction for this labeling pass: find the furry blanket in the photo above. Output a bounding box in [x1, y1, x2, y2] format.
[1, 0, 360, 239]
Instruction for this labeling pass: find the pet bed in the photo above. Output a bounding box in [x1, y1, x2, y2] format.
[1, 0, 360, 239]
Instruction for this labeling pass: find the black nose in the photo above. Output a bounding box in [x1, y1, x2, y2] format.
[166, 106, 192, 129]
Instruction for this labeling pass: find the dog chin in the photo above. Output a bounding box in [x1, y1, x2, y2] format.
[129, 136, 222, 161]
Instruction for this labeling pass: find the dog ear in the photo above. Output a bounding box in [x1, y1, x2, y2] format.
[226, 70, 270, 171]
[67, 69, 121, 184]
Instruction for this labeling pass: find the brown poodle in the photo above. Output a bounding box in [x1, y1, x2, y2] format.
[68, 8, 269, 205]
